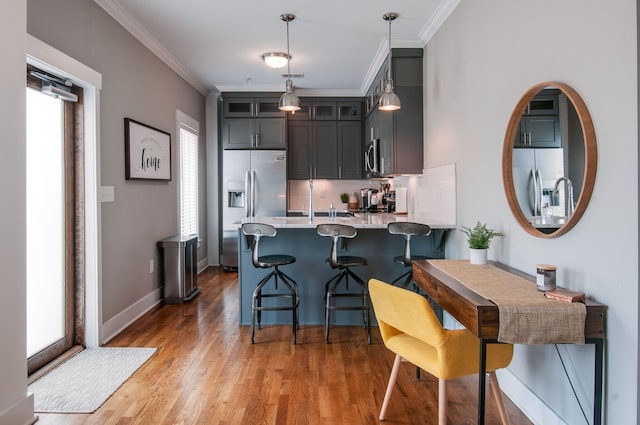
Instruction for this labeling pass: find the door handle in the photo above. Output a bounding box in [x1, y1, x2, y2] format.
[244, 170, 250, 217]
[251, 170, 256, 217]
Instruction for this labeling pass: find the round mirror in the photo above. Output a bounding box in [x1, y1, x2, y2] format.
[502, 82, 597, 238]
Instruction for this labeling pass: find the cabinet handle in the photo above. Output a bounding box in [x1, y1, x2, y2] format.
[255, 133, 260, 147]
[528, 132, 532, 146]
[339, 166, 342, 179]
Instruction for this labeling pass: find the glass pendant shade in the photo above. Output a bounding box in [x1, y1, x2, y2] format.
[261, 52, 289, 69]
[379, 79, 401, 111]
[279, 79, 300, 112]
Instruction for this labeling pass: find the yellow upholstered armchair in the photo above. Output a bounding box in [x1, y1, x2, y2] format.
[368, 278, 514, 424]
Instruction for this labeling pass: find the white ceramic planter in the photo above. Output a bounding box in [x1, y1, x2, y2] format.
[469, 248, 488, 265]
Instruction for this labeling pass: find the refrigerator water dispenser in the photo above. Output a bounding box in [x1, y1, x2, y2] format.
[227, 181, 245, 208]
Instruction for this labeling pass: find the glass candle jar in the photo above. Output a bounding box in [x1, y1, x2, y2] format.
[536, 264, 557, 291]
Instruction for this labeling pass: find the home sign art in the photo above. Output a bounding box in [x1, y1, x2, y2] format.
[124, 118, 171, 180]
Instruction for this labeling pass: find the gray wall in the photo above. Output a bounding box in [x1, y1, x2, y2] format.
[0, 1, 34, 424]
[27, 0, 207, 324]
[425, 0, 637, 423]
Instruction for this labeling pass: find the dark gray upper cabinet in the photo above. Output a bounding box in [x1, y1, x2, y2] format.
[287, 121, 338, 179]
[514, 89, 561, 148]
[365, 49, 424, 176]
[287, 98, 364, 180]
[515, 115, 561, 148]
[222, 118, 286, 149]
[223, 96, 284, 118]
[337, 121, 363, 179]
[221, 93, 287, 149]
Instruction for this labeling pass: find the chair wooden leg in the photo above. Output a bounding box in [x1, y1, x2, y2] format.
[489, 371, 510, 425]
[379, 354, 402, 421]
[438, 378, 447, 425]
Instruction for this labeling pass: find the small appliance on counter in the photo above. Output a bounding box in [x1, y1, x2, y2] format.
[383, 190, 396, 213]
[360, 188, 372, 211]
[360, 188, 382, 213]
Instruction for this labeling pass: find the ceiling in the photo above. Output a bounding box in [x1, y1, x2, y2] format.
[94, 0, 459, 96]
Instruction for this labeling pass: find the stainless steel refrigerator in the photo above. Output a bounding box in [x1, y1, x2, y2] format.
[222, 150, 287, 269]
[512, 148, 565, 217]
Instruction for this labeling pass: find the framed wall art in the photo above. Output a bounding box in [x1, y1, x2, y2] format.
[124, 118, 171, 180]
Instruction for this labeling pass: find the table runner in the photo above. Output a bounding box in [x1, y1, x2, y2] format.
[428, 260, 586, 344]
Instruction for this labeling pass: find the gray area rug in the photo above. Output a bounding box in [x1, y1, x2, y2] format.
[28, 347, 157, 413]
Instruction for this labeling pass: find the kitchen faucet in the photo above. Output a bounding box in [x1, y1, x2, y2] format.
[553, 177, 575, 217]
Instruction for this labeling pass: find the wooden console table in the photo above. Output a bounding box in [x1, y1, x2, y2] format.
[412, 260, 606, 425]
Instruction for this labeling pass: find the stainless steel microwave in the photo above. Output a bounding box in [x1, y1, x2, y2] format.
[365, 138, 380, 177]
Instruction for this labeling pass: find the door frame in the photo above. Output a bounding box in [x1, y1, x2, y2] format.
[27, 35, 103, 347]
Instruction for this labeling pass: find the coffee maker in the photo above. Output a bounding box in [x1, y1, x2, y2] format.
[359, 188, 373, 211]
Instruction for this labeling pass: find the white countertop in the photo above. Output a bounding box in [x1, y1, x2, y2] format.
[239, 213, 455, 229]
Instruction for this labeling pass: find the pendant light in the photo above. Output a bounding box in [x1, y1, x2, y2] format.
[378, 12, 401, 111]
[278, 13, 301, 112]
[261, 52, 289, 69]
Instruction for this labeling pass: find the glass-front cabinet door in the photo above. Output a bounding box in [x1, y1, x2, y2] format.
[224, 97, 284, 118]
[338, 102, 361, 121]
[288, 101, 337, 120]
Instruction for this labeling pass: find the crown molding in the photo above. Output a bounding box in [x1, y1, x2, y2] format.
[94, 0, 208, 95]
[359, 0, 460, 96]
[418, 0, 461, 45]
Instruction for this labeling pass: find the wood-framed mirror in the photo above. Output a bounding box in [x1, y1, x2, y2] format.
[502, 82, 597, 238]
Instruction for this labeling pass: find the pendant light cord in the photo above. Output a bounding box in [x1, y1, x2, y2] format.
[387, 16, 392, 81]
[286, 17, 292, 83]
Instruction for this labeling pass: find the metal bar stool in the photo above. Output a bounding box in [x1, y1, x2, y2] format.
[387, 222, 432, 290]
[316, 224, 370, 344]
[242, 223, 299, 344]
[388, 221, 433, 381]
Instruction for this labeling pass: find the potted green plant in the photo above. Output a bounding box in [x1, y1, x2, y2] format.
[459, 221, 504, 265]
[339, 193, 349, 210]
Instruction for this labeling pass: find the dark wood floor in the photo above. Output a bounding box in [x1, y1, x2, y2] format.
[36, 267, 532, 424]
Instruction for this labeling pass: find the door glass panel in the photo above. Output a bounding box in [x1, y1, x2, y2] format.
[256, 100, 280, 115]
[26, 88, 66, 357]
[340, 106, 356, 118]
[227, 100, 252, 115]
[314, 103, 336, 119]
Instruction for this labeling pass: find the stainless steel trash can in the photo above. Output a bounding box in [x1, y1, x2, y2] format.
[158, 235, 201, 303]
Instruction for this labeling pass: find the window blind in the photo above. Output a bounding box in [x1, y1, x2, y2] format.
[180, 125, 198, 237]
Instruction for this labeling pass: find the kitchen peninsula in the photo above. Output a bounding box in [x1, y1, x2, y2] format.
[237, 213, 454, 326]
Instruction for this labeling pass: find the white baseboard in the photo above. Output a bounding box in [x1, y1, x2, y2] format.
[497, 368, 567, 425]
[101, 288, 162, 344]
[198, 258, 210, 273]
[102, 263, 213, 343]
[0, 392, 35, 425]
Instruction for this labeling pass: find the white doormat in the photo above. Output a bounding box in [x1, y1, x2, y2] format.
[28, 347, 157, 413]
